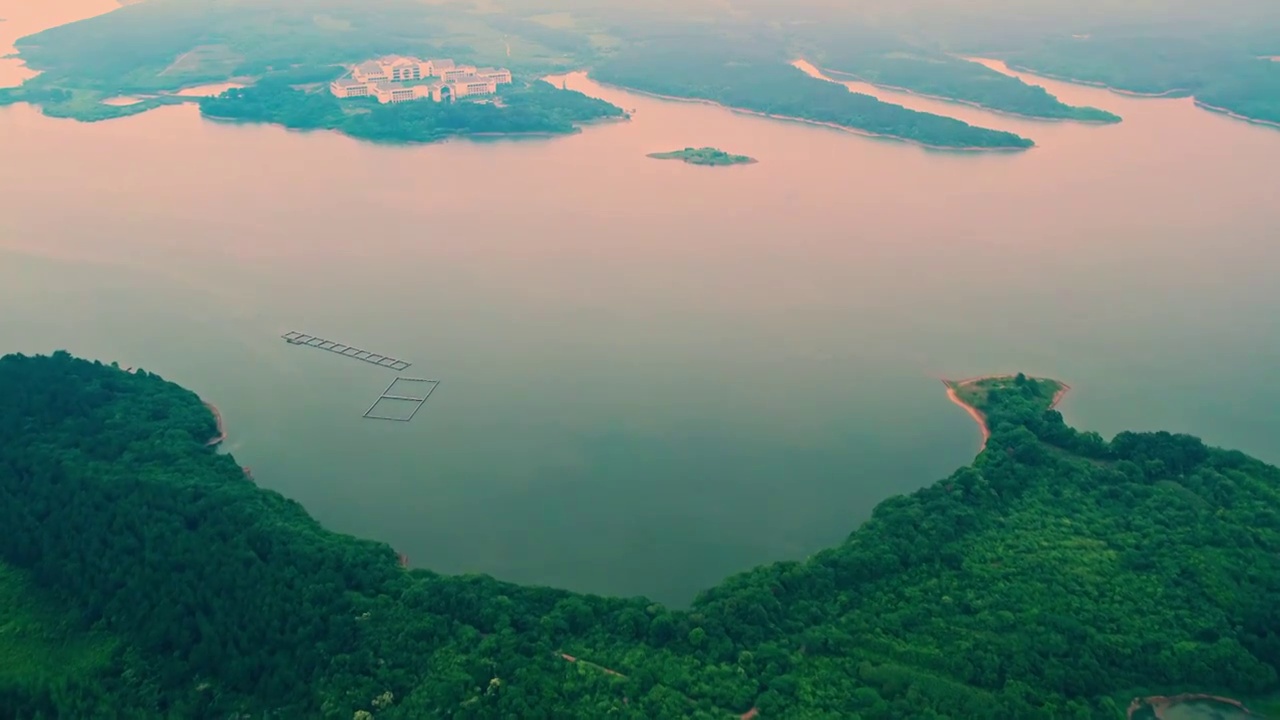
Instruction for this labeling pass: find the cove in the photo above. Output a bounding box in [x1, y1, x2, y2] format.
[3, 3, 1280, 607]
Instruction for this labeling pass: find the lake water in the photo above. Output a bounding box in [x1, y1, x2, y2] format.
[3, 2, 1280, 606]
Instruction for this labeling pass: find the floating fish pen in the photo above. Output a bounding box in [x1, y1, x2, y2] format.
[281, 331, 411, 371]
[363, 377, 440, 422]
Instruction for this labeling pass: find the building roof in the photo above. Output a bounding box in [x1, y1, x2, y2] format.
[333, 78, 368, 88]
[476, 67, 502, 75]
[356, 61, 384, 74]
[428, 58, 455, 70]
[375, 81, 407, 90]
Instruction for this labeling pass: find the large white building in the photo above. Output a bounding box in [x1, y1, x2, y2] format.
[330, 56, 512, 104]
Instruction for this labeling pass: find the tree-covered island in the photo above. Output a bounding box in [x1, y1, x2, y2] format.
[3, 351, 1280, 718]
[199, 76, 626, 144]
[647, 147, 757, 165]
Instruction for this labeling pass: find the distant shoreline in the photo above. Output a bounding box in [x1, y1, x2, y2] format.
[199, 113, 585, 143]
[588, 78, 1033, 152]
[1193, 100, 1280, 129]
[815, 65, 1119, 125]
[1002, 65, 1191, 98]
[1001, 64, 1280, 129]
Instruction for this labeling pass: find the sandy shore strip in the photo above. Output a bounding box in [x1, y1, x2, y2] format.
[942, 375, 1072, 452]
[203, 401, 227, 446]
[943, 379, 993, 451]
[587, 78, 1032, 152]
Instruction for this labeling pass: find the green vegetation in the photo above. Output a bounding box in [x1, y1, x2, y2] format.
[5, 0, 1279, 135]
[0, 85, 181, 122]
[0, 561, 123, 716]
[199, 78, 625, 143]
[4, 351, 1280, 718]
[1006, 35, 1280, 127]
[0, 0, 607, 123]
[647, 147, 757, 165]
[809, 43, 1121, 123]
[593, 43, 1035, 150]
[949, 373, 1066, 411]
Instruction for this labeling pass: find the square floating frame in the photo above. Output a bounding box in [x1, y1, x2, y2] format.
[362, 377, 440, 422]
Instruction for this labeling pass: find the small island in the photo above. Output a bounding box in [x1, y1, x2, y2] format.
[647, 147, 757, 166]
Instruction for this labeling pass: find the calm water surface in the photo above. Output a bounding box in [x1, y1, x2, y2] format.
[2, 3, 1279, 605]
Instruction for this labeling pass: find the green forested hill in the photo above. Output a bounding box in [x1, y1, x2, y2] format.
[1, 352, 1279, 719]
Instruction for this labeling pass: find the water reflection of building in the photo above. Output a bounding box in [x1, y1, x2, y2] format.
[329, 56, 512, 104]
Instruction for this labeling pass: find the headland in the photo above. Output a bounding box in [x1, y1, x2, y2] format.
[942, 373, 1070, 451]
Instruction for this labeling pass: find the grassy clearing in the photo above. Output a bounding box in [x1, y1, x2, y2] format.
[0, 562, 115, 690]
[158, 44, 242, 78]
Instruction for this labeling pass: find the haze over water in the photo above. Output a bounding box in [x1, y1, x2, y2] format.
[3, 2, 1280, 605]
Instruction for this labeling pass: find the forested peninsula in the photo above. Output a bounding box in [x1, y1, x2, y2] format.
[806, 44, 1120, 123]
[591, 45, 1035, 151]
[3, 352, 1280, 719]
[1005, 35, 1280, 128]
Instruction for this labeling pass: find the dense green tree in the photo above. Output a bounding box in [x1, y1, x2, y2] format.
[199, 79, 624, 143]
[1, 352, 1279, 718]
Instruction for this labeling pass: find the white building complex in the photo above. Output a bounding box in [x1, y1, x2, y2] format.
[329, 56, 513, 104]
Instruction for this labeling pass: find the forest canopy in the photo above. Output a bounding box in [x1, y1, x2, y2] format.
[199, 78, 625, 143]
[2, 352, 1280, 718]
